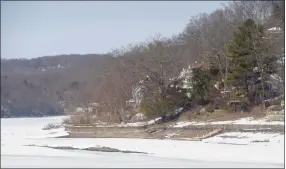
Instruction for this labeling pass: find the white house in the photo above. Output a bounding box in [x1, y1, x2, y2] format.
[167, 64, 196, 98]
[178, 65, 193, 90]
[126, 64, 201, 106]
[126, 79, 146, 107]
[267, 27, 283, 34]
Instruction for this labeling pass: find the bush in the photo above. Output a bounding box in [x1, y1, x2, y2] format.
[140, 99, 172, 119]
[62, 113, 93, 125]
[224, 101, 251, 113]
[62, 117, 71, 125]
[42, 123, 61, 130]
[206, 103, 215, 113]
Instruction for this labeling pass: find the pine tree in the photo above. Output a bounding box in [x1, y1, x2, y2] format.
[191, 67, 211, 105]
[226, 19, 278, 105]
[226, 19, 263, 103]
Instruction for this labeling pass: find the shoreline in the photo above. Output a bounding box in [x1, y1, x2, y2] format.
[1, 115, 66, 119]
[64, 123, 284, 140]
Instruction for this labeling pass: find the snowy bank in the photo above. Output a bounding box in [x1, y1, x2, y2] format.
[1, 116, 284, 167]
[90, 116, 284, 129]
[203, 132, 284, 145]
[92, 117, 162, 128]
[171, 117, 284, 128]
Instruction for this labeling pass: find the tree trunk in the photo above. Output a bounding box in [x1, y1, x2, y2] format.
[260, 71, 265, 110]
[224, 57, 229, 90]
[216, 54, 226, 89]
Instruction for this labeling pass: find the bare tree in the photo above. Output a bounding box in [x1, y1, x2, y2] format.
[187, 11, 233, 89]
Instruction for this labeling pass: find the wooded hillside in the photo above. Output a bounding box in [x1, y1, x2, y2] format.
[1, 1, 284, 118]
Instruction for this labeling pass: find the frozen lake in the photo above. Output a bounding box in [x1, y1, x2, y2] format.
[1, 116, 284, 168]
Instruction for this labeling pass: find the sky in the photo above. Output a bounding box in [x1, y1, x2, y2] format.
[1, 1, 224, 59]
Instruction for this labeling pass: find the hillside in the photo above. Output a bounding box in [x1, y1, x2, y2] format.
[1, 54, 113, 117]
[1, 1, 284, 119]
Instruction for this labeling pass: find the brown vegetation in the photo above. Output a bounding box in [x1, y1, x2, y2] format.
[1, 1, 284, 122]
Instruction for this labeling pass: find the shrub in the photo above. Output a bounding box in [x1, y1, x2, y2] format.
[42, 123, 61, 130]
[62, 113, 93, 125]
[206, 103, 215, 113]
[224, 101, 251, 113]
[140, 99, 172, 119]
[62, 117, 71, 125]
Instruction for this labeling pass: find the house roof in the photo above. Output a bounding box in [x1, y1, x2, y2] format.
[268, 27, 282, 31]
[267, 27, 283, 34]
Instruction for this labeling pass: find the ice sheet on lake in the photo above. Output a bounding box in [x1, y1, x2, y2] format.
[1, 116, 284, 168]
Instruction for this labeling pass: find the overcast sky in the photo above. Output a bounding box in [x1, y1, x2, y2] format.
[1, 1, 224, 59]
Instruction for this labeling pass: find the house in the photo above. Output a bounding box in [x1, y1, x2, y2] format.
[265, 74, 283, 97]
[173, 65, 194, 98]
[263, 26, 283, 41]
[125, 99, 135, 107]
[221, 72, 283, 104]
[132, 86, 145, 104]
[178, 65, 193, 90]
[267, 27, 283, 34]
[174, 62, 210, 98]
[126, 63, 209, 106]
[126, 79, 147, 107]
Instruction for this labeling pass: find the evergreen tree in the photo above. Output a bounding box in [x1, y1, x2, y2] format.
[191, 67, 211, 105]
[226, 19, 277, 105]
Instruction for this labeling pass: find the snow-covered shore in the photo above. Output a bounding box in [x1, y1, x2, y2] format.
[1, 116, 285, 167]
[171, 117, 284, 128]
[203, 132, 284, 145]
[68, 116, 284, 129]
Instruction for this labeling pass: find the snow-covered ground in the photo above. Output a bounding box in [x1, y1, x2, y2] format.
[91, 116, 284, 128]
[171, 117, 285, 128]
[91, 117, 162, 128]
[203, 132, 284, 145]
[1, 116, 285, 168]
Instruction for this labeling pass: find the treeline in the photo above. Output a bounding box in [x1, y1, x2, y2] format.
[101, 1, 284, 121]
[1, 1, 284, 119]
[1, 54, 113, 117]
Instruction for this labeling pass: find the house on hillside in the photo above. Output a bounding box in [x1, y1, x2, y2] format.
[267, 27, 283, 34]
[221, 73, 283, 105]
[172, 62, 210, 98]
[263, 26, 283, 42]
[132, 81, 146, 105]
[170, 64, 194, 98]
[265, 74, 283, 97]
[125, 63, 211, 107]
[178, 65, 193, 90]
[126, 79, 147, 107]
